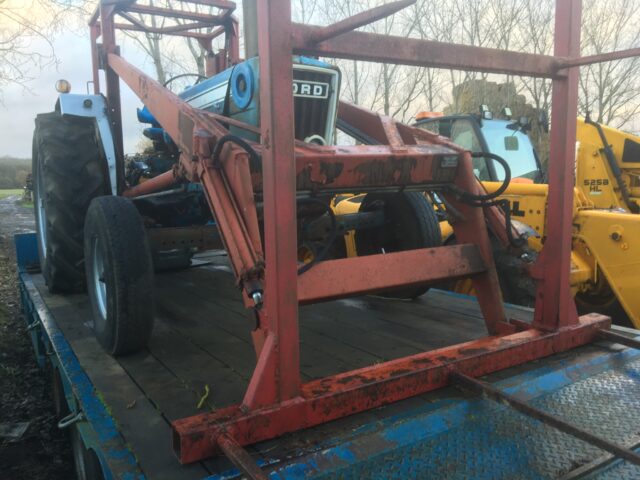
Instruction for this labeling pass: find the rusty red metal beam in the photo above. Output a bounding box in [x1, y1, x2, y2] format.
[286, 144, 459, 192]
[305, 0, 415, 43]
[159, 21, 215, 34]
[534, 0, 582, 329]
[90, 23, 100, 94]
[597, 329, 640, 349]
[297, 244, 486, 304]
[123, 170, 180, 198]
[109, 22, 212, 39]
[291, 24, 562, 79]
[175, 0, 236, 10]
[172, 314, 610, 464]
[252, 0, 301, 405]
[216, 434, 268, 480]
[126, 3, 226, 23]
[100, 3, 125, 194]
[558, 47, 640, 69]
[117, 10, 148, 31]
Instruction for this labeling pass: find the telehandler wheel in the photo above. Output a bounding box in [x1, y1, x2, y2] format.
[32, 112, 110, 293]
[355, 192, 441, 299]
[575, 291, 633, 328]
[84, 196, 155, 356]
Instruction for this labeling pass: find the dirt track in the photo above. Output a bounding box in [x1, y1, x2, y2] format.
[0, 195, 74, 479]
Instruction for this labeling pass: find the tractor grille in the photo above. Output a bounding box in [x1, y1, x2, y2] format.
[293, 68, 336, 143]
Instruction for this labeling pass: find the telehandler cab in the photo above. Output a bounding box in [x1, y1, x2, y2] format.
[413, 111, 640, 327]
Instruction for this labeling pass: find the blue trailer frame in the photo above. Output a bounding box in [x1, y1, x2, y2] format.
[15, 232, 640, 479]
[16, 233, 143, 480]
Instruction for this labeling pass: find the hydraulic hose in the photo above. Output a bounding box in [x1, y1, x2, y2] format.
[445, 151, 526, 248]
[585, 115, 640, 213]
[446, 152, 511, 203]
[211, 134, 261, 170]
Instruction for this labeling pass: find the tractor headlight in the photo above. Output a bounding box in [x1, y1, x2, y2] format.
[55, 79, 71, 93]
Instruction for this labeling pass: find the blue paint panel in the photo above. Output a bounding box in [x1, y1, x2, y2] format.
[18, 271, 144, 479]
[14, 232, 39, 272]
[207, 345, 640, 480]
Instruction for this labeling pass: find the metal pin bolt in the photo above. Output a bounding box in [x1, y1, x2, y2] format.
[252, 291, 263, 309]
[57, 411, 85, 429]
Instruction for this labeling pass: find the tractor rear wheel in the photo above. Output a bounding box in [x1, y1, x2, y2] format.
[84, 196, 155, 355]
[32, 112, 109, 293]
[355, 192, 441, 299]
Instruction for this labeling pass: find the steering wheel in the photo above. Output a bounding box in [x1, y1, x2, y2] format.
[163, 73, 207, 93]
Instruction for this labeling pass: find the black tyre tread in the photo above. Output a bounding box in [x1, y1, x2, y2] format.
[403, 192, 442, 250]
[357, 192, 441, 299]
[576, 291, 633, 328]
[390, 192, 441, 299]
[85, 196, 155, 355]
[34, 112, 108, 293]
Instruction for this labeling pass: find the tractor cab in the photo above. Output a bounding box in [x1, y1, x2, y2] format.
[415, 111, 543, 183]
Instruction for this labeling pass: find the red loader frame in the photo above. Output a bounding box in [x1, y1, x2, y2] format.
[87, 0, 640, 472]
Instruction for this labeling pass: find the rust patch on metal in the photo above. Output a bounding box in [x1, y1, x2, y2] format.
[353, 156, 417, 186]
[320, 161, 343, 184]
[458, 347, 490, 356]
[179, 111, 194, 154]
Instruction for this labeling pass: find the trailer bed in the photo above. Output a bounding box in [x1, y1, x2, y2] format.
[18, 244, 640, 479]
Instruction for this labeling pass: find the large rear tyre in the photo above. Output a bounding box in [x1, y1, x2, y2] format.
[33, 112, 109, 293]
[84, 196, 155, 355]
[355, 192, 441, 299]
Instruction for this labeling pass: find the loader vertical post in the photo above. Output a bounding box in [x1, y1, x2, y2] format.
[99, 4, 125, 194]
[90, 23, 100, 95]
[534, 0, 582, 328]
[255, 0, 301, 402]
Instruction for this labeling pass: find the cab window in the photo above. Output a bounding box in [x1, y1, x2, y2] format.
[417, 118, 492, 180]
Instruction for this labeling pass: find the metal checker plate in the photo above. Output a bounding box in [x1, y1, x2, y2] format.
[243, 345, 640, 480]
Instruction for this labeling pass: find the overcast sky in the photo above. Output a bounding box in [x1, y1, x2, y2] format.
[0, 29, 152, 158]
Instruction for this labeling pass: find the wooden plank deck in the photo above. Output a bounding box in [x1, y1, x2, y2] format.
[35, 251, 533, 479]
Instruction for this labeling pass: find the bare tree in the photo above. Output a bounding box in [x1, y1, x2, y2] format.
[516, 0, 554, 115]
[120, 1, 240, 83]
[411, 1, 457, 113]
[579, 0, 640, 128]
[322, 0, 373, 106]
[120, 0, 171, 84]
[292, 0, 320, 24]
[0, 0, 90, 92]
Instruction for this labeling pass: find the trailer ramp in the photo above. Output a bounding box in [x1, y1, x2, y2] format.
[213, 342, 640, 479]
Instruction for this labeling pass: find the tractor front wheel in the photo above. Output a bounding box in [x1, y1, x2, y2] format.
[84, 196, 155, 355]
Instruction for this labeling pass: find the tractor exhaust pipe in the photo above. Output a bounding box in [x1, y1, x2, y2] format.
[243, 0, 259, 58]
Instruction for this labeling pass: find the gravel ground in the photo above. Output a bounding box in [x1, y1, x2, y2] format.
[0, 195, 74, 479]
